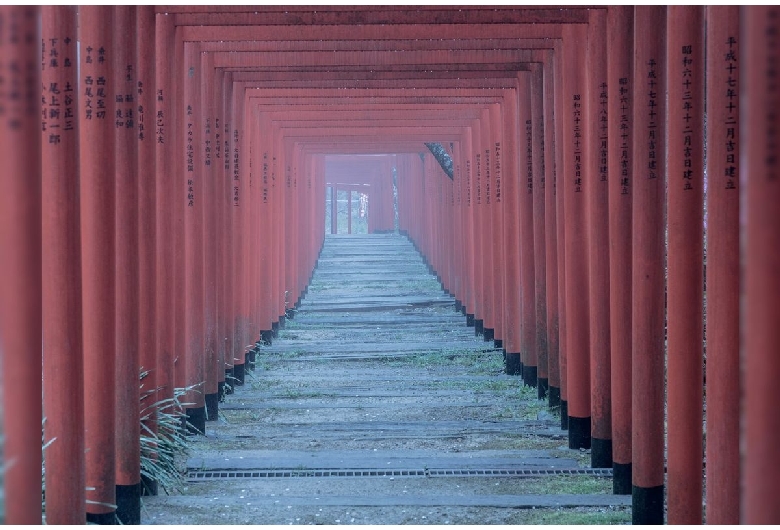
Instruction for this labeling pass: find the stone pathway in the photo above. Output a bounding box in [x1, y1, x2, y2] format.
[141, 233, 630, 525]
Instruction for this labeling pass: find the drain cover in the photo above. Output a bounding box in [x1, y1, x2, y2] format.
[187, 467, 613, 480]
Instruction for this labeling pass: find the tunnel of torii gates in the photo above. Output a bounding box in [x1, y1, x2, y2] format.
[0, 3, 778, 526]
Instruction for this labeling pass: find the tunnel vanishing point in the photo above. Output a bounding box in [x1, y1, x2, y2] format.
[0, 4, 778, 526]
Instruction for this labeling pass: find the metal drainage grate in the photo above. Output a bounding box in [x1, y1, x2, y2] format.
[187, 467, 613, 480]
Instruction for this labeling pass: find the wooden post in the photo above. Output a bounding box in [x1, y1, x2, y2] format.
[0, 5, 42, 525]
[41, 6, 85, 523]
[631, 6, 667, 524]
[742, 5, 780, 525]
[183, 41, 206, 433]
[586, 8, 612, 469]
[704, 6, 740, 524]
[113, 6, 141, 523]
[562, 22, 591, 450]
[607, 4, 634, 495]
[666, 6, 705, 524]
[79, 6, 118, 522]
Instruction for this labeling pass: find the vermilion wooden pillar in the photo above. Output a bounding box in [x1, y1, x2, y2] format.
[518, 72, 536, 385]
[183, 41, 206, 433]
[79, 5, 117, 523]
[469, 121, 484, 333]
[562, 22, 591, 449]
[41, 6, 84, 524]
[543, 48, 561, 410]
[113, 6, 141, 523]
[530, 63, 548, 397]
[489, 103, 505, 350]
[704, 6, 740, 524]
[201, 51, 220, 419]
[155, 12, 176, 415]
[607, 4, 634, 495]
[230, 78, 246, 377]
[502, 86, 522, 375]
[0, 5, 41, 525]
[585, 9, 612, 469]
[172, 24, 186, 400]
[553, 38, 569, 429]
[461, 136, 477, 330]
[136, 5, 158, 498]
[742, 5, 780, 525]
[479, 107, 496, 342]
[217, 70, 231, 385]
[631, 6, 667, 525]
[666, 6, 705, 524]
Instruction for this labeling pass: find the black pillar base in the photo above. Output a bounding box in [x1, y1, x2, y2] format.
[505, 352, 522, 375]
[272, 321, 279, 338]
[567, 415, 591, 450]
[279, 315, 286, 329]
[116, 482, 141, 525]
[591, 437, 613, 469]
[141, 476, 158, 497]
[548, 385, 561, 410]
[613, 462, 632, 495]
[632, 484, 664, 525]
[234, 363, 245, 386]
[205, 392, 219, 421]
[522, 365, 538, 388]
[483, 327, 494, 342]
[466, 313, 475, 327]
[538, 377, 549, 400]
[460, 305, 467, 316]
[224, 368, 235, 394]
[561, 400, 568, 430]
[86, 511, 117, 525]
[261, 330, 273, 345]
[494, 339, 503, 349]
[186, 406, 206, 435]
[474, 319, 484, 336]
[455, 300, 462, 313]
[247, 349, 256, 370]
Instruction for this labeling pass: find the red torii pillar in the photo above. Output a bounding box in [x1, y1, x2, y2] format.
[530, 62, 548, 397]
[502, 86, 523, 375]
[704, 5, 740, 524]
[201, 51, 220, 418]
[543, 46, 562, 411]
[489, 103, 505, 351]
[518, 71, 536, 384]
[585, 8, 611, 469]
[183, 40, 206, 433]
[666, 6, 705, 524]
[742, 5, 780, 524]
[40, 6, 85, 524]
[0, 5, 42, 525]
[631, 6, 667, 524]
[479, 107, 496, 343]
[562, 22, 591, 450]
[79, 5, 118, 523]
[113, 5, 142, 523]
[553, 37, 569, 430]
[154, 10, 176, 437]
[137, 5, 159, 497]
[606, 5, 634, 495]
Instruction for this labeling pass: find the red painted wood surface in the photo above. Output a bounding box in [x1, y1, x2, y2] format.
[0, 5, 42, 524]
[606, 5, 633, 495]
[79, 5, 118, 517]
[40, 6, 85, 524]
[742, 5, 780, 524]
[704, 6, 740, 524]
[631, 6, 667, 524]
